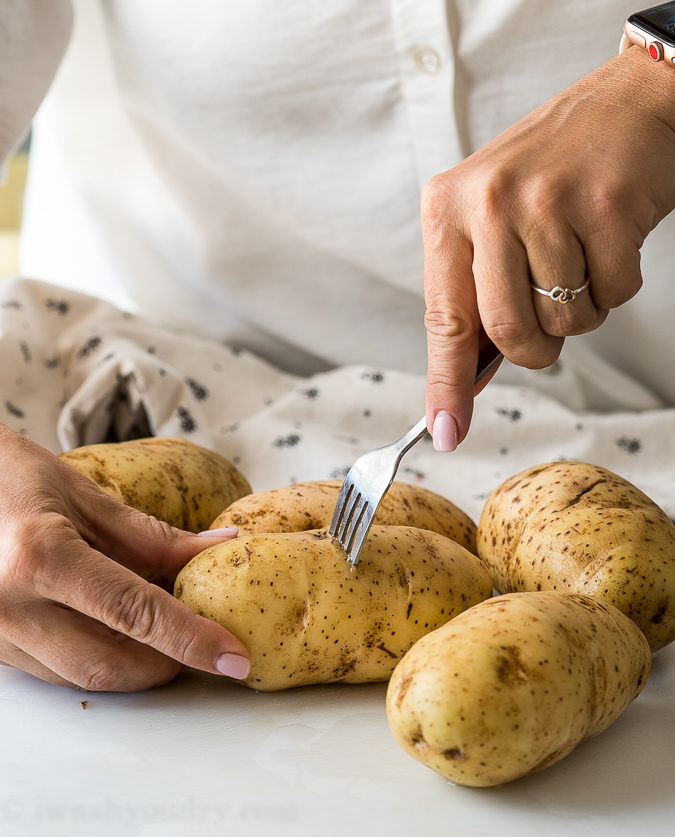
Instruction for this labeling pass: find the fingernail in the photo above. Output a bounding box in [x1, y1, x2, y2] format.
[432, 411, 458, 452]
[215, 653, 251, 680]
[197, 527, 238, 538]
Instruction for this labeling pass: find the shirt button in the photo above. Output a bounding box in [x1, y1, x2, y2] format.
[412, 45, 442, 74]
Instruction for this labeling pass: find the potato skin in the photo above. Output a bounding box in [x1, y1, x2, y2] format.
[174, 526, 492, 691]
[386, 592, 651, 788]
[210, 479, 477, 553]
[60, 437, 251, 532]
[476, 461, 675, 650]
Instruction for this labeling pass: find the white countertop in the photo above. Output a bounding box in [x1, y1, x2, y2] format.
[1, 641, 674, 837]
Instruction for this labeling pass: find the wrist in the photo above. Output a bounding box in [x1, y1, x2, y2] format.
[613, 43, 675, 133]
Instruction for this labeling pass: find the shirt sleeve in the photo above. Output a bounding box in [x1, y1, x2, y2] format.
[0, 0, 73, 170]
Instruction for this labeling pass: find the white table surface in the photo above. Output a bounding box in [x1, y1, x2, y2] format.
[1, 641, 674, 837]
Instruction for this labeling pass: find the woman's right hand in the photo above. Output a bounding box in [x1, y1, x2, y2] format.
[422, 46, 675, 451]
[0, 424, 250, 691]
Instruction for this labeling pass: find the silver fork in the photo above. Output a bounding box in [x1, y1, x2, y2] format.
[329, 341, 502, 566]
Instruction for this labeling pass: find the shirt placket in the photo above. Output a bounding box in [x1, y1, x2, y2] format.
[390, 0, 461, 188]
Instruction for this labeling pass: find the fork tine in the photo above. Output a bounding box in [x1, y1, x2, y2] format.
[329, 481, 353, 537]
[330, 341, 503, 567]
[342, 494, 368, 553]
[337, 489, 363, 543]
[345, 506, 376, 565]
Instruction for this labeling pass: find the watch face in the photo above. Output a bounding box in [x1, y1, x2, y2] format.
[631, 2, 675, 46]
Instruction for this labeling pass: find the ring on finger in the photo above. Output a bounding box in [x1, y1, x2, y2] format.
[530, 277, 590, 305]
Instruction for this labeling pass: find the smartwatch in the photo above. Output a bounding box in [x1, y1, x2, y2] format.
[620, 2, 675, 62]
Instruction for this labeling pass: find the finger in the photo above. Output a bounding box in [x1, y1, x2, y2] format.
[527, 224, 606, 337]
[2, 601, 183, 691]
[0, 635, 75, 689]
[21, 526, 250, 681]
[63, 471, 238, 577]
[422, 186, 482, 448]
[471, 221, 563, 370]
[583, 225, 643, 310]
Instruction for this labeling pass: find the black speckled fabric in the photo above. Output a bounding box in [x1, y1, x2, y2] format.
[1, 278, 673, 522]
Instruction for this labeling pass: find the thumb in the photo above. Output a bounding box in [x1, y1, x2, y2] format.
[67, 474, 238, 577]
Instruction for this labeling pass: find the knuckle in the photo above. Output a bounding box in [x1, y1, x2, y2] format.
[574, 309, 608, 335]
[483, 315, 534, 350]
[523, 173, 559, 213]
[543, 311, 601, 338]
[136, 512, 178, 546]
[519, 340, 562, 369]
[473, 168, 513, 225]
[167, 625, 200, 665]
[0, 517, 56, 591]
[424, 307, 473, 344]
[103, 584, 160, 643]
[493, 324, 561, 368]
[110, 502, 175, 541]
[588, 183, 624, 225]
[539, 306, 579, 337]
[420, 174, 452, 221]
[79, 659, 123, 692]
[426, 369, 464, 394]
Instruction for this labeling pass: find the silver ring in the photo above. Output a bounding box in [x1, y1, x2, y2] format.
[530, 277, 590, 304]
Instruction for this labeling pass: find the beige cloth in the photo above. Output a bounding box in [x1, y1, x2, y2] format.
[2, 277, 673, 523]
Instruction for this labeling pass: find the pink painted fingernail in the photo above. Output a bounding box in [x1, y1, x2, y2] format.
[197, 527, 238, 538]
[432, 411, 458, 452]
[215, 653, 251, 680]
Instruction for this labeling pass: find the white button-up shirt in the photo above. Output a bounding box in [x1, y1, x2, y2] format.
[6, 0, 671, 405]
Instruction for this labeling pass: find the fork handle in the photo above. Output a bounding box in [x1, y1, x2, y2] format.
[392, 417, 429, 459]
[474, 339, 503, 387]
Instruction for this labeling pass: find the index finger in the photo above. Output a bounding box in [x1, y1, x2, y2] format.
[422, 184, 482, 450]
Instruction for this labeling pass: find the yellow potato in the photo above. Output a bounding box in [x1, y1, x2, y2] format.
[386, 591, 651, 787]
[210, 479, 477, 553]
[60, 437, 251, 532]
[174, 526, 492, 691]
[476, 460, 675, 650]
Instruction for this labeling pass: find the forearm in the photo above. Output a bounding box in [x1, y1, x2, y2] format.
[598, 47, 675, 219]
[0, 0, 73, 167]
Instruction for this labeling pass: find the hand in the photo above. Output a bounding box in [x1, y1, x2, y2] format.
[0, 424, 249, 691]
[422, 46, 675, 450]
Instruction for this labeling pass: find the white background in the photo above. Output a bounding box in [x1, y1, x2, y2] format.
[1, 640, 673, 837]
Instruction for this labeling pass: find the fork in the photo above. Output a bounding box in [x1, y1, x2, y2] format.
[329, 341, 503, 566]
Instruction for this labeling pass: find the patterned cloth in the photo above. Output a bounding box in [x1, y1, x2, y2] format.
[1, 277, 674, 523]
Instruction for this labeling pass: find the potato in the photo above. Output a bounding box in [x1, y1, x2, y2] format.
[209, 479, 477, 553]
[386, 591, 651, 787]
[60, 437, 251, 532]
[174, 526, 492, 691]
[476, 461, 675, 650]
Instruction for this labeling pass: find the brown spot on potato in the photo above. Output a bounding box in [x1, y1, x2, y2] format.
[377, 643, 398, 659]
[496, 646, 528, 686]
[651, 601, 668, 624]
